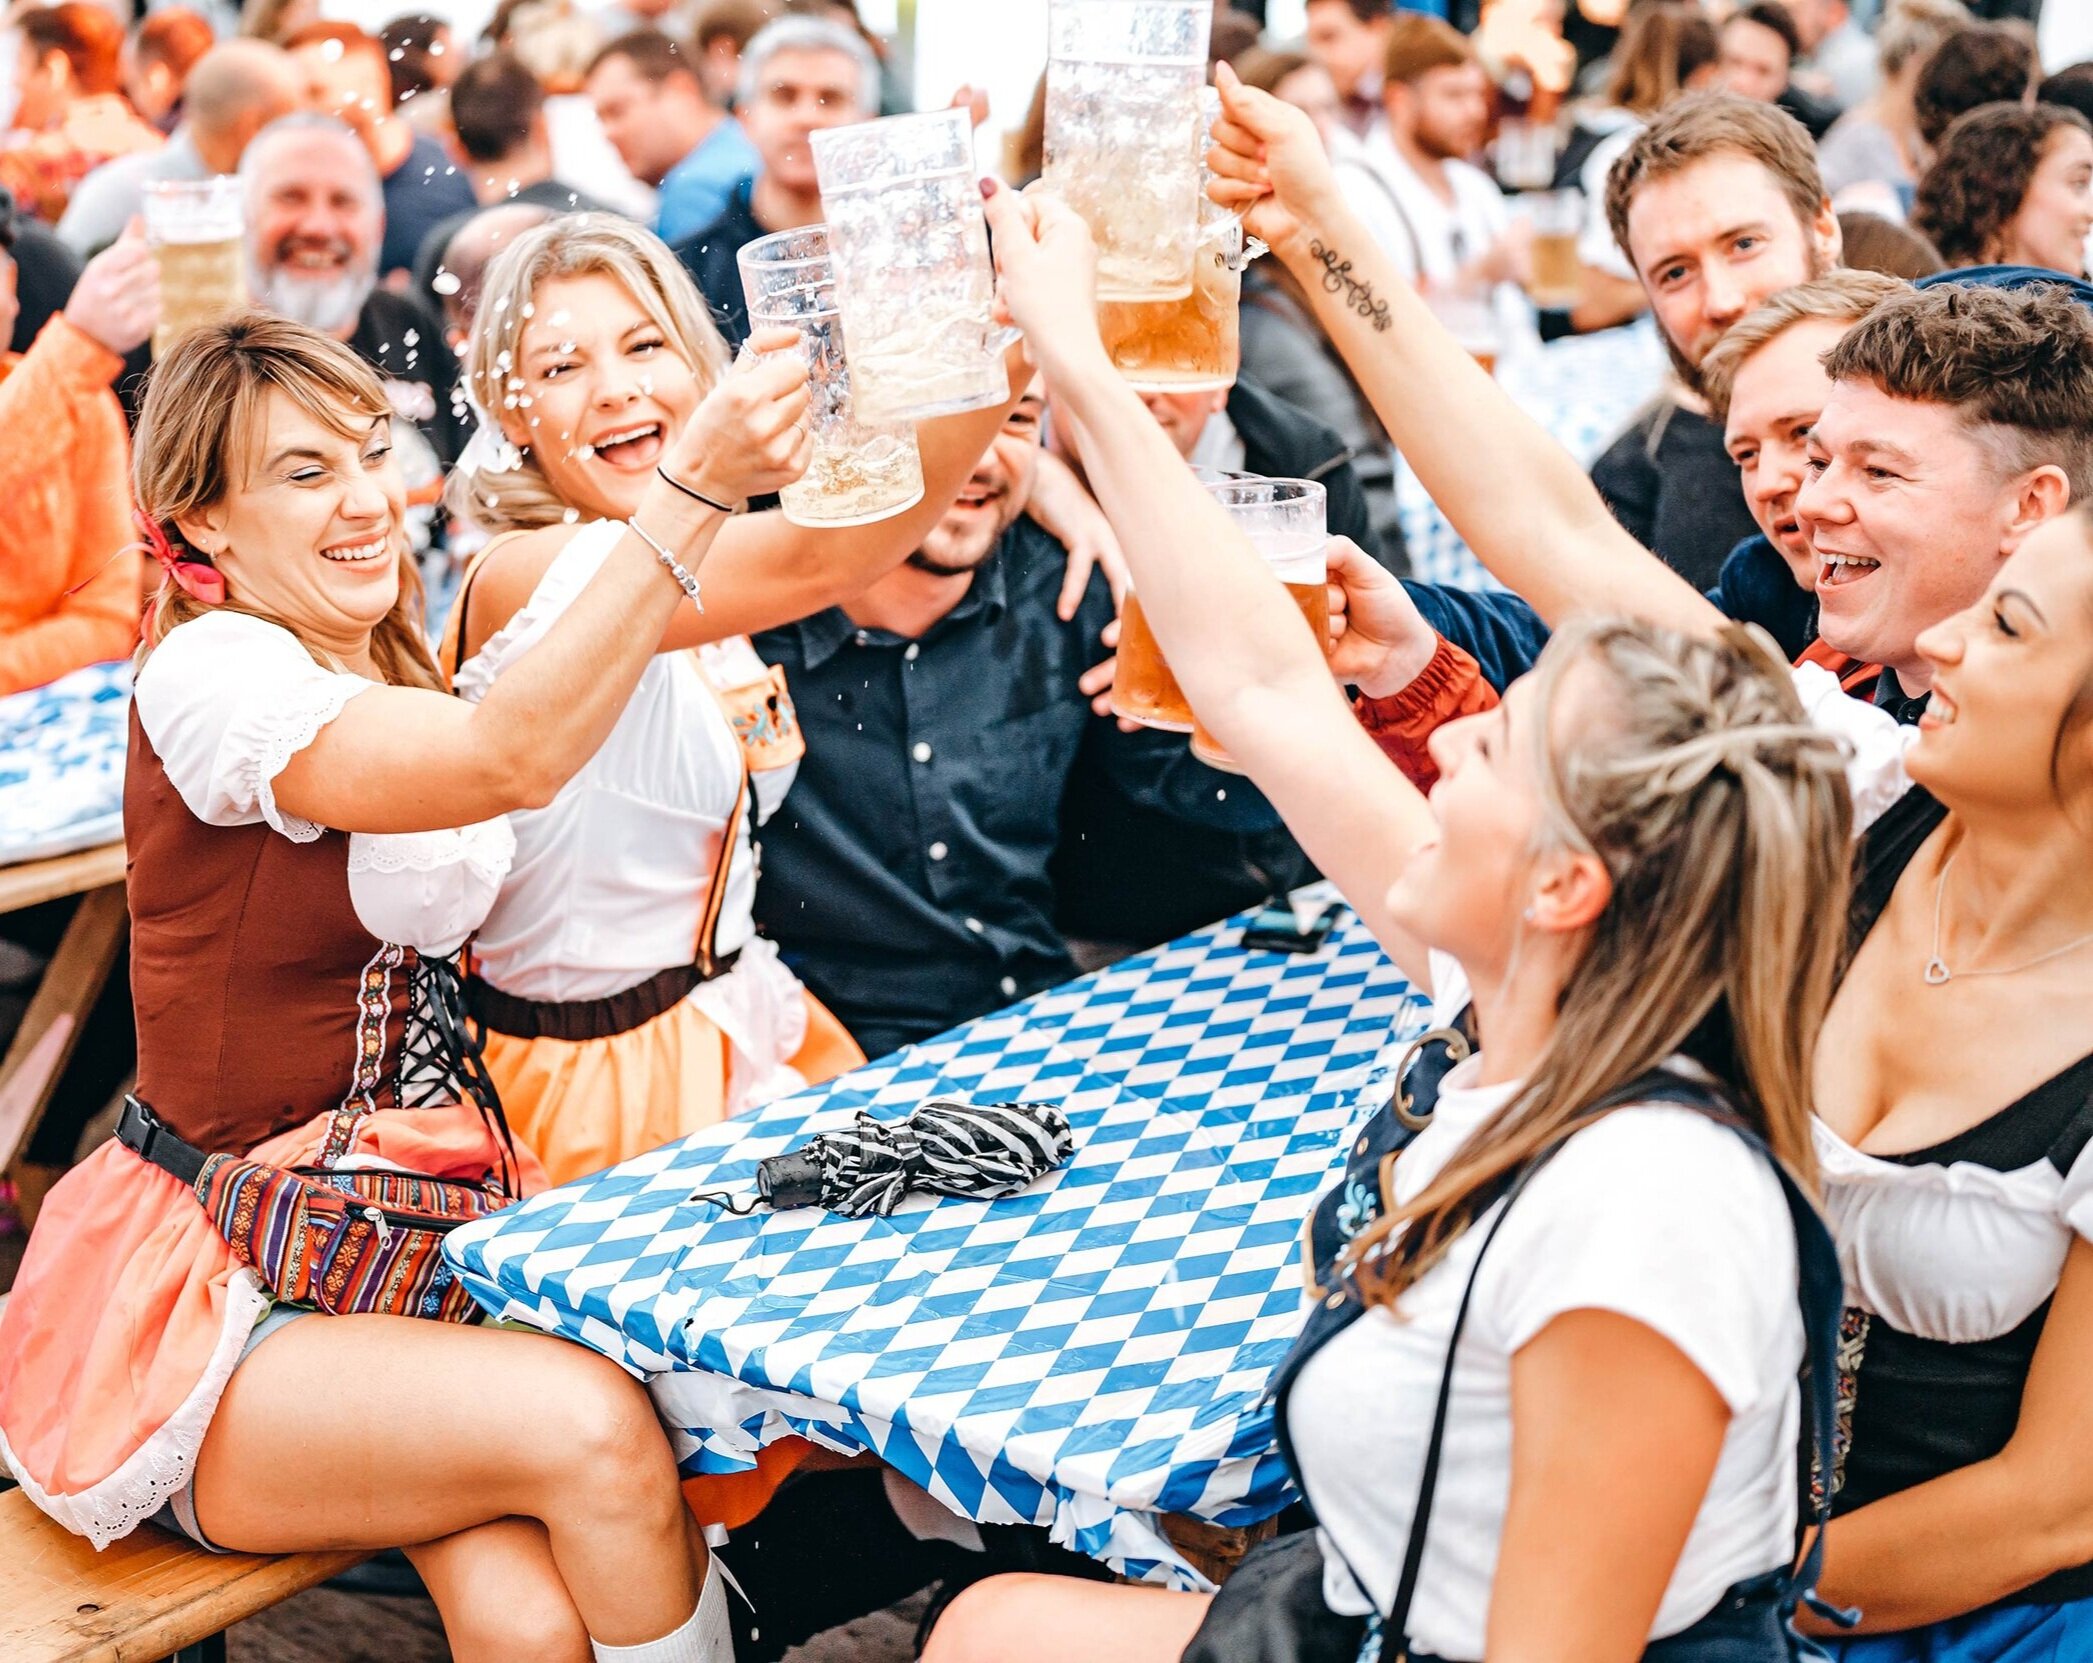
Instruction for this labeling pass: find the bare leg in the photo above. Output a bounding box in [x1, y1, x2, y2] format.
[406, 1517, 591, 1663]
[190, 1315, 704, 1646]
[920, 1573, 1211, 1663]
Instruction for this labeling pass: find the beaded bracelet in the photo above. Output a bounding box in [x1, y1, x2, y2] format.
[624, 517, 704, 611]
[654, 464, 738, 515]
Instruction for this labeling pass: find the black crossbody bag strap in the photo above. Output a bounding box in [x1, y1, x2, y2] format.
[1379, 1096, 1850, 1659]
[1382, 1142, 1563, 1656]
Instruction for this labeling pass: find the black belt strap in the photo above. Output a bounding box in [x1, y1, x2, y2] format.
[117, 1095, 208, 1189]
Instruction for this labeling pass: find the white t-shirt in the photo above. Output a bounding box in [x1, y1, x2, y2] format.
[1286, 953, 1803, 1660]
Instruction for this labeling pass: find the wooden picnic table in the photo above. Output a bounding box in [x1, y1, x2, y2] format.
[0, 839, 128, 1227]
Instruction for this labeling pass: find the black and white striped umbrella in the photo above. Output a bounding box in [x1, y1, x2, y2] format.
[698, 1101, 1074, 1220]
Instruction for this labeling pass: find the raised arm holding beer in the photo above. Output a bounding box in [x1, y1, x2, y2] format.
[1201, 62, 1716, 638]
[936, 172, 1857, 1663]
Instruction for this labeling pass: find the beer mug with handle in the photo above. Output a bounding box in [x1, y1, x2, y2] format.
[738, 225, 926, 529]
[812, 106, 1013, 423]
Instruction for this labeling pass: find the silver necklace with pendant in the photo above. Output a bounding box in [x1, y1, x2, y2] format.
[1925, 850, 2093, 985]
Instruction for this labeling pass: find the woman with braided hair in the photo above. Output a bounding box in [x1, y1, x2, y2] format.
[914, 182, 1868, 1663]
[1186, 68, 2093, 1662]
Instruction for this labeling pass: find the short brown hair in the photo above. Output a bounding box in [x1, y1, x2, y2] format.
[587, 27, 694, 85]
[1822, 282, 2093, 499]
[135, 8, 217, 83]
[1837, 209, 1946, 281]
[284, 21, 392, 107]
[449, 49, 544, 163]
[1729, 2, 1800, 64]
[694, 0, 777, 52]
[1913, 103, 2092, 268]
[20, 4, 125, 97]
[1700, 270, 1909, 422]
[1382, 13, 1472, 87]
[1604, 93, 1825, 265]
[1914, 21, 2038, 148]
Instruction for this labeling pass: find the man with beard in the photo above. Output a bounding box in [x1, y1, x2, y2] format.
[239, 114, 463, 531]
[1589, 92, 1843, 588]
[285, 22, 476, 280]
[747, 384, 1281, 1060]
[1332, 14, 1532, 357]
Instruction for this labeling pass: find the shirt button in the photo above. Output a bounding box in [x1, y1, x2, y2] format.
[1000, 976, 1019, 997]
[903, 643, 920, 661]
[965, 917, 985, 934]
[853, 629, 869, 646]
[912, 742, 933, 763]
[928, 841, 948, 861]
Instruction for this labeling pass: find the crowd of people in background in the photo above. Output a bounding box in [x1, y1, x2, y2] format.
[3, 0, 2093, 1660]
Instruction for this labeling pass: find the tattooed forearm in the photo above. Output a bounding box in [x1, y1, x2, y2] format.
[1309, 240, 1392, 333]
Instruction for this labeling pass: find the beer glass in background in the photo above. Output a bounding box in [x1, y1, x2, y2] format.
[1520, 188, 1583, 311]
[1188, 478, 1330, 774]
[811, 107, 1011, 423]
[1493, 117, 1559, 191]
[142, 177, 245, 360]
[1109, 459, 1217, 731]
[1423, 285, 1504, 376]
[1043, 0, 1211, 302]
[738, 225, 925, 529]
[1097, 89, 1258, 390]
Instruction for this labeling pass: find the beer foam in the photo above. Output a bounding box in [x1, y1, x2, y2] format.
[1251, 531, 1328, 585]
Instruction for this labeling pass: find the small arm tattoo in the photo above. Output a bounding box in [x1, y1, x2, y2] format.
[1309, 240, 1392, 332]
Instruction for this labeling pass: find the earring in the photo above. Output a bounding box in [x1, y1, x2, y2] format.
[1521, 905, 1537, 922]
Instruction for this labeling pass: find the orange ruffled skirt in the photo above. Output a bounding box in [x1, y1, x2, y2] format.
[483, 981, 863, 1191]
[477, 975, 864, 1527]
[0, 1103, 544, 1547]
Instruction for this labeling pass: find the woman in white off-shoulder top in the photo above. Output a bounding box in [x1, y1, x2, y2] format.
[436, 216, 1037, 1201]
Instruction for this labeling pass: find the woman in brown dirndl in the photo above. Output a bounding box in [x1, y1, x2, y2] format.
[0, 313, 811, 1662]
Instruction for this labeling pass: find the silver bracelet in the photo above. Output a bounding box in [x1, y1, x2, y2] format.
[624, 517, 704, 612]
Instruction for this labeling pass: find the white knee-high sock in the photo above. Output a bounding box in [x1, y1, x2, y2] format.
[589, 1554, 731, 1663]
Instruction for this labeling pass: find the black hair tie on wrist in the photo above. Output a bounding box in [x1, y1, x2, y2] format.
[655, 464, 737, 515]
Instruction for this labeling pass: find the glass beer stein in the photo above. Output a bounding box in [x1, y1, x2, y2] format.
[1042, 0, 1211, 302]
[142, 177, 246, 359]
[811, 106, 1012, 423]
[1188, 478, 1331, 774]
[738, 225, 925, 529]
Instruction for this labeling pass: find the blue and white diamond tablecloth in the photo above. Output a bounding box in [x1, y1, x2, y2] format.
[0, 660, 129, 866]
[447, 903, 1429, 1587]
[1400, 316, 1671, 590]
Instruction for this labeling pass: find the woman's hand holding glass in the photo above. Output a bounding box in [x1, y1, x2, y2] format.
[982, 184, 1112, 385]
[1206, 62, 1349, 266]
[654, 325, 816, 513]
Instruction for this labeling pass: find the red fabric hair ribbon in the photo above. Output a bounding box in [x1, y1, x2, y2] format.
[135, 510, 226, 606]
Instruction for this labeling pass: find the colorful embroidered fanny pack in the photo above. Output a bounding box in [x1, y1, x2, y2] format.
[118, 1094, 514, 1324]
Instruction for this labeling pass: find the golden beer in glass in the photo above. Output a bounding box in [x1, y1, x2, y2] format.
[1185, 478, 1330, 773]
[142, 178, 245, 359]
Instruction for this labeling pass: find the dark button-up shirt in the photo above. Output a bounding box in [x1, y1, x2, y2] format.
[752, 517, 1283, 1058]
[671, 177, 766, 352]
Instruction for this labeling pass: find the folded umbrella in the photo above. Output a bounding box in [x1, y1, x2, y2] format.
[694, 1100, 1074, 1220]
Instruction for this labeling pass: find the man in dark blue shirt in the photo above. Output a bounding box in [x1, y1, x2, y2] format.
[751, 386, 1283, 1058]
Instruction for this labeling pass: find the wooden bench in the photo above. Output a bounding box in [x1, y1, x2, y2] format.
[0, 1486, 366, 1663]
[0, 841, 130, 1229]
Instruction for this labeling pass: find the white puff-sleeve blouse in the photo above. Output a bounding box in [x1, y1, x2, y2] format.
[134, 611, 514, 957]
